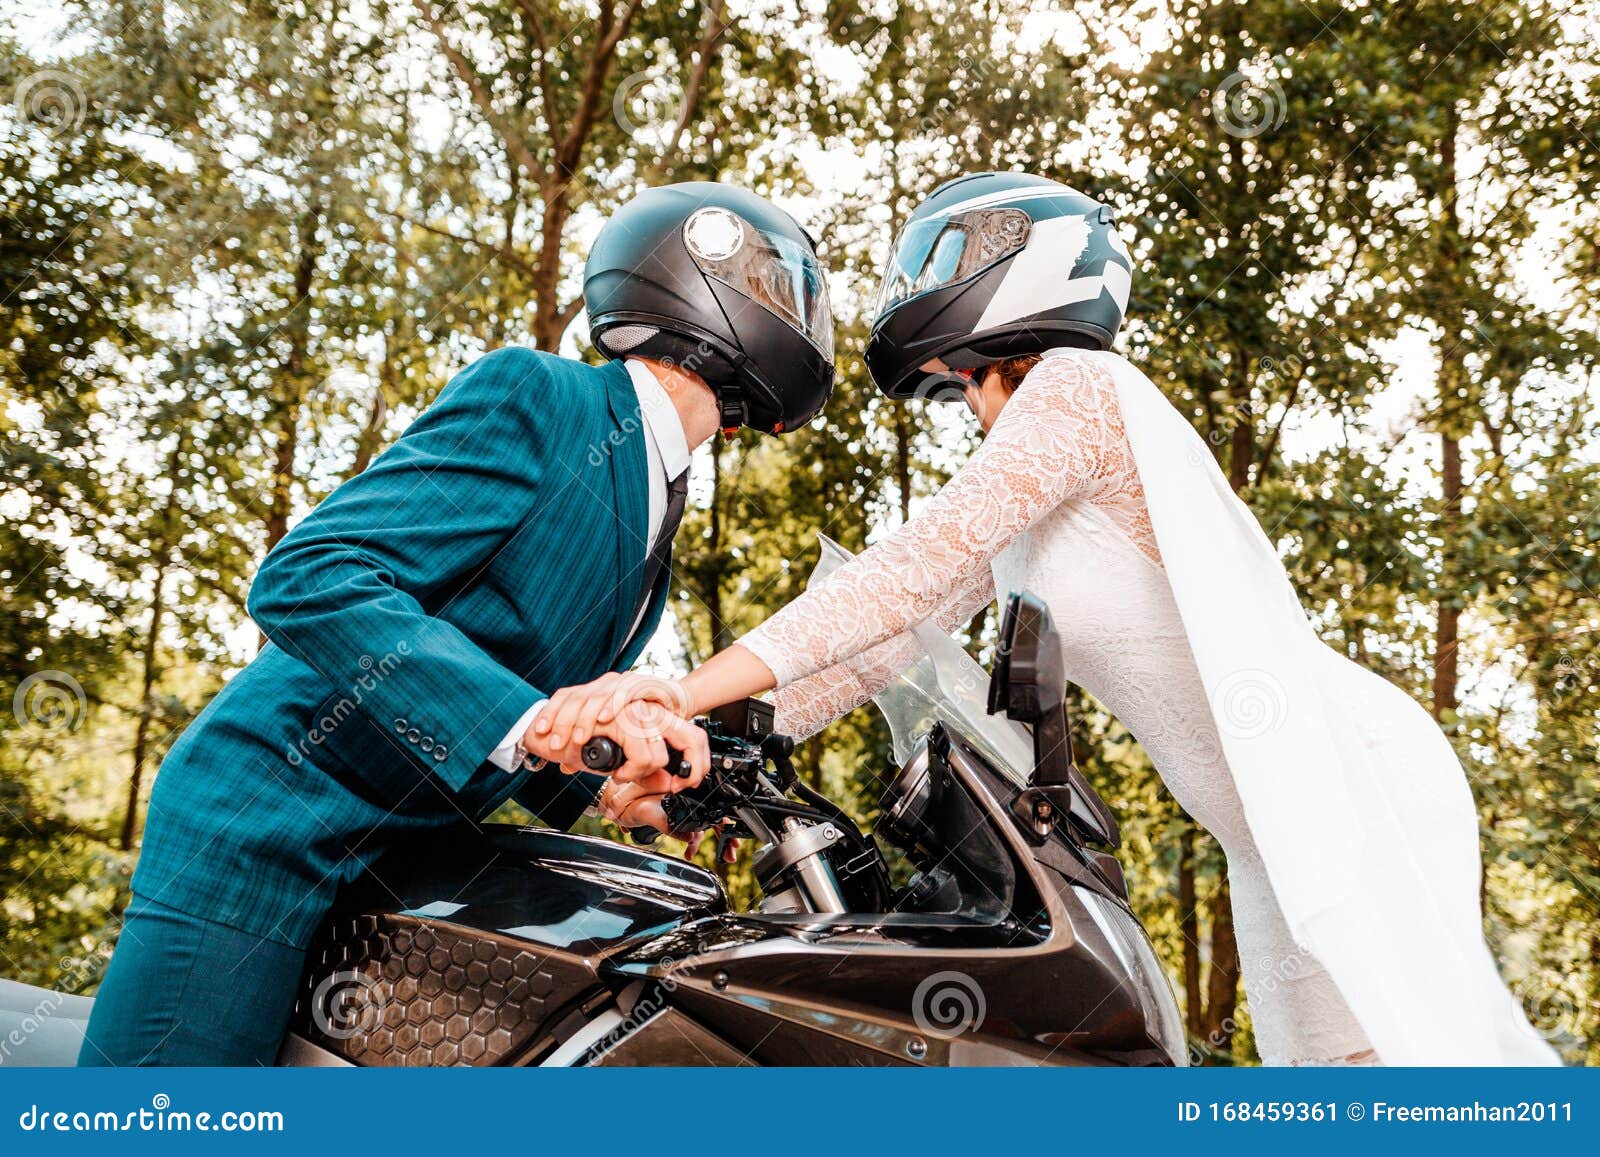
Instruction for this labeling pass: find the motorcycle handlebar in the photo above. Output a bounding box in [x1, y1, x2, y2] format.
[580, 736, 692, 779]
[578, 714, 788, 847]
[579, 735, 693, 848]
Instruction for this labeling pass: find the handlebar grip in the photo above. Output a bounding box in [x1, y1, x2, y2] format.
[580, 740, 663, 843]
[580, 736, 692, 778]
[581, 736, 625, 772]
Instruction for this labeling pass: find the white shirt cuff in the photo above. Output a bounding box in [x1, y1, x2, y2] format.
[489, 700, 549, 772]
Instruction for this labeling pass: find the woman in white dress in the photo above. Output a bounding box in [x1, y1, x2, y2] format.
[539, 173, 1556, 1066]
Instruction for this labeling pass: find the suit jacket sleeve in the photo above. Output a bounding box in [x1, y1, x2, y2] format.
[247, 347, 561, 792]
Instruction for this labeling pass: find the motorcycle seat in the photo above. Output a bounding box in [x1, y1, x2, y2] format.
[0, 979, 92, 1067]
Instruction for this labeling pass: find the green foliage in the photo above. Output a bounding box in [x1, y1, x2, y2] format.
[1, 0, 1595, 1065]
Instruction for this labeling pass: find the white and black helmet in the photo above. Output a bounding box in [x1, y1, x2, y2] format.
[865, 172, 1132, 401]
[585, 182, 835, 434]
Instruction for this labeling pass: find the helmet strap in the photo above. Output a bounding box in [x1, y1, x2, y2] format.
[718, 390, 747, 435]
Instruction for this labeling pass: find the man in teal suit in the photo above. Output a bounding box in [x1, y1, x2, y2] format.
[79, 183, 836, 1065]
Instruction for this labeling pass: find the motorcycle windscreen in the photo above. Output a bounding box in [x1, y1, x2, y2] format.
[805, 534, 1035, 784]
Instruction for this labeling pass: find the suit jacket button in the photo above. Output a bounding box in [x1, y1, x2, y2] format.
[419, 736, 434, 752]
[433, 747, 448, 762]
[393, 717, 407, 733]
[406, 727, 421, 744]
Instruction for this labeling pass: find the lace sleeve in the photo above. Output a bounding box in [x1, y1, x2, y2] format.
[770, 572, 994, 740]
[743, 351, 1128, 687]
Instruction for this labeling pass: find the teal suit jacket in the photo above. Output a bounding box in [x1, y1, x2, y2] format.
[132, 349, 669, 946]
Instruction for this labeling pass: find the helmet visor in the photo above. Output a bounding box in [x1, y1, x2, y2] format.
[683, 207, 834, 362]
[874, 207, 1032, 320]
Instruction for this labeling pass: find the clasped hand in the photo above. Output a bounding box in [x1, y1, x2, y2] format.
[519, 673, 715, 845]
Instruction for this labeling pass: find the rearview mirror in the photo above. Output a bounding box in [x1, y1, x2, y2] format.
[988, 592, 1073, 779]
[988, 592, 1120, 849]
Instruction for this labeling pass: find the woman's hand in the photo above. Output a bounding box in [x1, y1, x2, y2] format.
[523, 688, 708, 786]
[535, 673, 692, 748]
[536, 648, 780, 766]
[594, 774, 673, 832]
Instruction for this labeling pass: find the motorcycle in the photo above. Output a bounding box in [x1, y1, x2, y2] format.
[1, 550, 1185, 1067]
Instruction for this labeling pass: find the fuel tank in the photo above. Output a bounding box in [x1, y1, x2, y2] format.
[288, 825, 723, 1066]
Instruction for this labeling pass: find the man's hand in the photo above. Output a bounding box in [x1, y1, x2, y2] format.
[595, 778, 739, 864]
[521, 693, 709, 787]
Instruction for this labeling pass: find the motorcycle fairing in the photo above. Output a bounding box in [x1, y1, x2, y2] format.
[599, 726, 1179, 1066]
[288, 826, 723, 1066]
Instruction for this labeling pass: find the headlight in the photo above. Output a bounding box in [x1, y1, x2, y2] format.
[1077, 887, 1189, 1065]
[876, 740, 933, 853]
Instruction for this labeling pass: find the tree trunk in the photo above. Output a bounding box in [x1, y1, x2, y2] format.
[1430, 102, 1466, 727]
[1179, 822, 1202, 1037]
[1203, 881, 1241, 1052]
[531, 185, 571, 351]
[257, 205, 321, 651]
[121, 561, 167, 851]
[706, 441, 730, 654]
[1188, 365, 1254, 1055]
[1433, 433, 1463, 721]
[1227, 351, 1253, 492]
[264, 408, 300, 554]
[347, 360, 389, 479]
[264, 203, 323, 553]
[123, 442, 184, 849]
[893, 406, 913, 523]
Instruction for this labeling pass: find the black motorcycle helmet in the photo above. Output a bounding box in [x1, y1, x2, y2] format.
[865, 172, 1132, 401]
[584, 182, 835, 434]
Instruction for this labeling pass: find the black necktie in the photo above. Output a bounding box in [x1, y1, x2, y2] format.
[627, 468, 689, 645]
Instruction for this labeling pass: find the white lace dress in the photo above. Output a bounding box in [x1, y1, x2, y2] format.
[740, 350, 1375, 1065]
